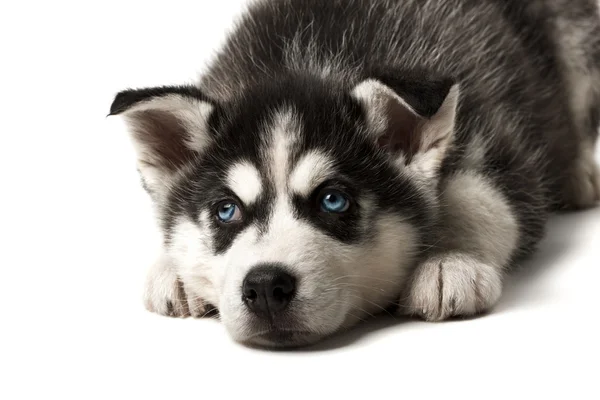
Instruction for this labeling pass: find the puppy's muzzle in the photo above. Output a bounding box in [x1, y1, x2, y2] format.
[242, 264, 296, 320]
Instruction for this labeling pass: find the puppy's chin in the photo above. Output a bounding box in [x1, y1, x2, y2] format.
[224, 309, 348, 349]
[236, 306, 365, 348]
[242, 329, 327, 349]
[228, 317, 343, 348]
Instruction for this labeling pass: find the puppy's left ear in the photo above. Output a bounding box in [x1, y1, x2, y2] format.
[351, 76, 459, 178]
[109, 86, 215, 195]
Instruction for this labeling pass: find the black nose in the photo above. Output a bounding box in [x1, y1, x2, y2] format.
[242, 265, 296, 319]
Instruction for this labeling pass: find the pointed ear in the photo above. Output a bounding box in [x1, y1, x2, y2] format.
[109, 86, 215, 194]
[351, 77, 459, 178]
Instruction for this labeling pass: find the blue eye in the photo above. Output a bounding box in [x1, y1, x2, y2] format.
[319, 190, 351, 213]
[216, 202, 243, 223]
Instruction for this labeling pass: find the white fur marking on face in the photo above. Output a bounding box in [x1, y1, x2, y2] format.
[289, 151, 335, 196]
[339, 213, 419, 327]
[168, 215, 213, 273]
[227, 162, 263, 205]
[269, 109, 298, 194]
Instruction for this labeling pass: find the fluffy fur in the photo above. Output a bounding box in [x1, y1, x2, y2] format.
[110, 0, 600, 347]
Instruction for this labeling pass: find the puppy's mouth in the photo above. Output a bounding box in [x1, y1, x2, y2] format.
[244, 329, 321, 348]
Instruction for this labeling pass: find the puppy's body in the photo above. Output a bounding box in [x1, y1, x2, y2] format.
[111, 0, 600, 347]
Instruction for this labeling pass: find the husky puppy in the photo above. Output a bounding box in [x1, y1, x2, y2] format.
[110, 0, 600, 347]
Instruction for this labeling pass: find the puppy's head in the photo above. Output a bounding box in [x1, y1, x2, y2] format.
[111, 73, 459, 347]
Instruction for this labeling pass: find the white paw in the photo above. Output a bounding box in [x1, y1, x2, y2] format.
[405, 253, 503, 321]
[143, 254, 208, 318]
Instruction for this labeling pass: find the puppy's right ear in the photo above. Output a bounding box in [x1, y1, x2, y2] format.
[109, 86, 215, 195]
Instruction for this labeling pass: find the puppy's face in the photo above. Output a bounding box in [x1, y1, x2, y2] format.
[111, 74, 458, 347]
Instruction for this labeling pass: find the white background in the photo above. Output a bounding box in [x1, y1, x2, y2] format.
[1, 1, 599, 399]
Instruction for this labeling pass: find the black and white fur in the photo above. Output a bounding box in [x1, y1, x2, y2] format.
[110, 0, 600, 347]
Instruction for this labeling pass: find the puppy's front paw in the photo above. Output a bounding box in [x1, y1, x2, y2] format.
[143, 256, 208, 318]
[405, 253, 502, 321]
[144, 265, 189, 317]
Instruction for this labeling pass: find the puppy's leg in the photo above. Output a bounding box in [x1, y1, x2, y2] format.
[404, 171, 520, 321]
[143, 251, 208, 318]
[563, 146, 600, 209]
[551, 4, 600, 209]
